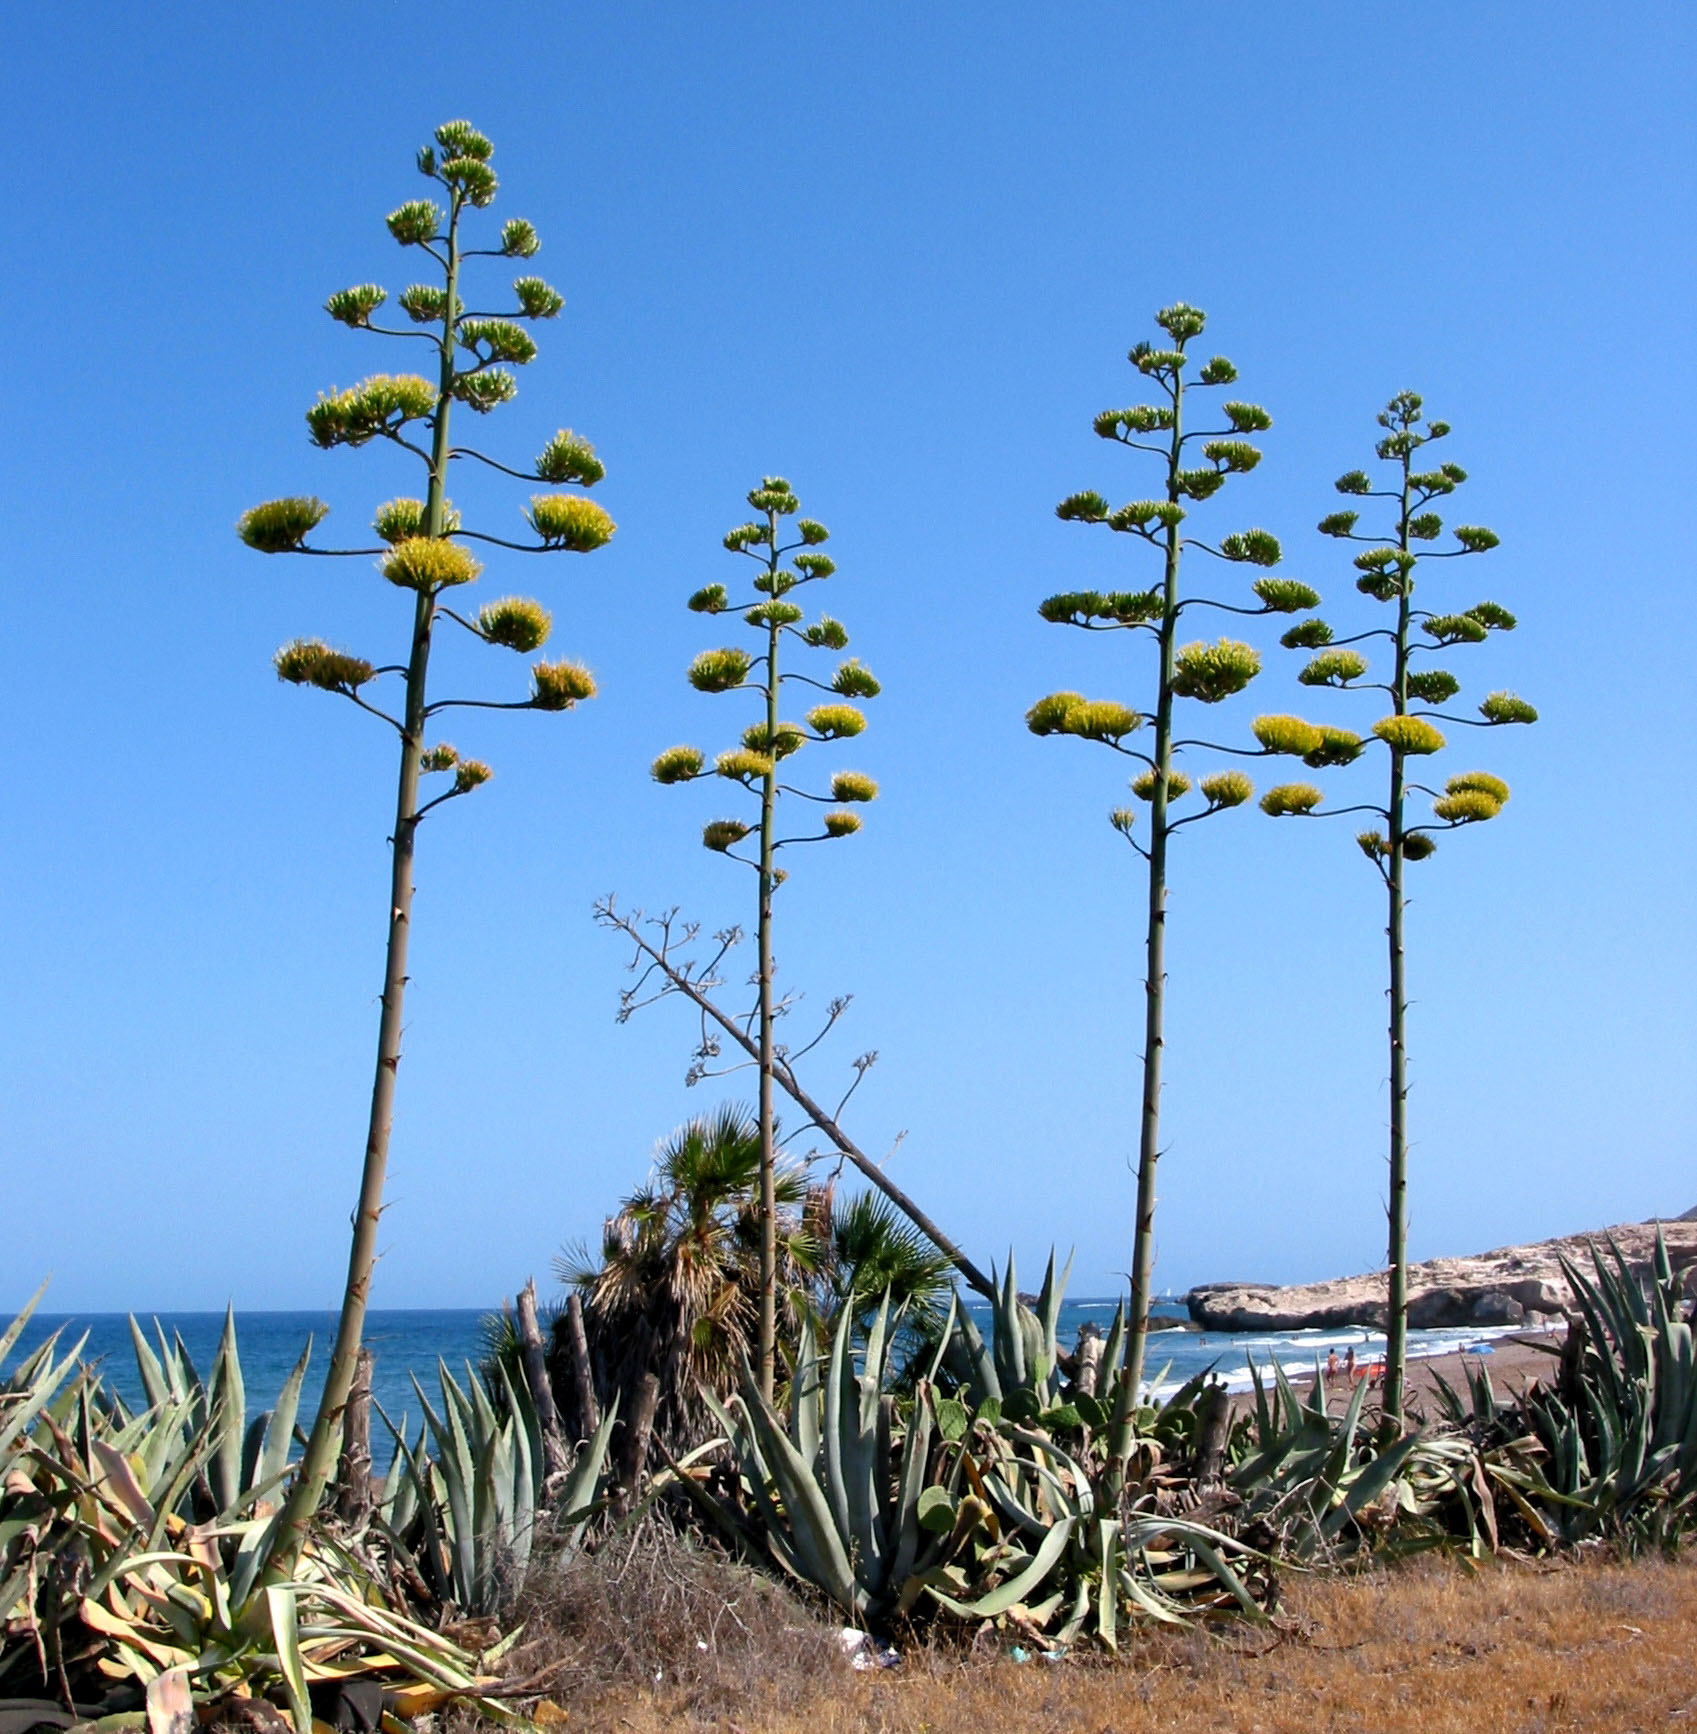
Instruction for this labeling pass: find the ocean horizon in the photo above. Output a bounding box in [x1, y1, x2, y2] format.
[11, 1301, 1519, 1438]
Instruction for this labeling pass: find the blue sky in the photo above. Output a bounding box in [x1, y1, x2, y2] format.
[3, 3, 1692, 1311]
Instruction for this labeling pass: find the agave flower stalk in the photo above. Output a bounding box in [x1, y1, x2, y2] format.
[1255, 393, 1535, 1424]
[239, 120, 614, 1565]
[1030, 304, 1322, 1471]
[651, 479, 879, 1399]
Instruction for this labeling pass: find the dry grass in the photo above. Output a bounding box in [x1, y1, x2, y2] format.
[483, 1517, 847, 1722]
[521, 1546, 1697, 1732]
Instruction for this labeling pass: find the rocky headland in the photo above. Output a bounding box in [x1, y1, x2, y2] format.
[1185, 1215, 1697, 1332]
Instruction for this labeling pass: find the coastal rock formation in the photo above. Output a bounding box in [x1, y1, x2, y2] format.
[1185, 1218, 1697, 1332]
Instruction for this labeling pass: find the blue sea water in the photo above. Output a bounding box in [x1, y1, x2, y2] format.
[11, 1301, 1519, 1446]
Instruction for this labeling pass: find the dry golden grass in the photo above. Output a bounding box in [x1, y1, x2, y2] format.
[536, 1547, 1697, 1733]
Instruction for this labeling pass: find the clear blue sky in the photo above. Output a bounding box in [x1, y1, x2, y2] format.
[3, 4, 1692, 1311]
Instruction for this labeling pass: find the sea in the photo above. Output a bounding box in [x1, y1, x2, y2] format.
[10, 1302, 1518, 1445]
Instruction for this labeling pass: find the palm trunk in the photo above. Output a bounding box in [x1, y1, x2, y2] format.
[267, 195, 461, 1571]
[1110, 388, 1184, 1473]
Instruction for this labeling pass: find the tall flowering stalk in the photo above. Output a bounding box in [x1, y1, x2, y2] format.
[1256, 392, 1535, 1424]
[239, 120, 614, 1559]
[1029, 304, 1318, 1471]
[651, 478, 879, 1399]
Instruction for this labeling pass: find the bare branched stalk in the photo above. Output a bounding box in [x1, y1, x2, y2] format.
[241, 120, 613, 1565]
[597, 901, 994, 1301]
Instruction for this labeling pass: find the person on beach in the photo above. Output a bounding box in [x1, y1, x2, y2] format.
[1344, 1346, 1357, 1380]
[1326, 1349, 1340, 1379]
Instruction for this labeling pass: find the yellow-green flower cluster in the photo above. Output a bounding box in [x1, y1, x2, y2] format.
[1260, 782, 1324, 816]
[238, 496, 328, 554]
[307, 374, 436, 448]
[530, 659, 596, 710]
[1171, 638, 1261, 703]
[477, 597, 551, 652]
[381, 538, 482, 591]
[1131, 768, 1191, 802]
[1200, 770, 1254, 808]
[274, 639, 374, 691]
[1372, 715, 1446, 755]
[1252, 714, 1325, 756]
[651, 746, 705, 784]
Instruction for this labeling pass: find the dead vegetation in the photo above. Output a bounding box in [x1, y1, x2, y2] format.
[501, 1546, 1697, 1732]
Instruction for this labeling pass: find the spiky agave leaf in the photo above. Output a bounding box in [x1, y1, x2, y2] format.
[238, 496, 329, 553]
[477, 596, 552, 652]
[530, 659, 596, 709]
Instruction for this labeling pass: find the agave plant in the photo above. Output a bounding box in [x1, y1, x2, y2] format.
[0, 1288, 505, 1731]
[684, 1294, 1268, 1647]
[379, 1358, 618, 1617]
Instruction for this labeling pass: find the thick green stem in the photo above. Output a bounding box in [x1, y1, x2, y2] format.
[267, 194, 461, 1574]
[1109, 371, 1184, 1473]
[755, 519, 781, 1403]
[1383, 462, 1414, 1426]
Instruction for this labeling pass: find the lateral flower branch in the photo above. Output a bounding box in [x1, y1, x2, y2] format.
[1028, 302, 1319, 1473]
[645, 479, 882, 1399]
[1255, 391, 1535, 1425]
[238, 120, 614, 1564]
